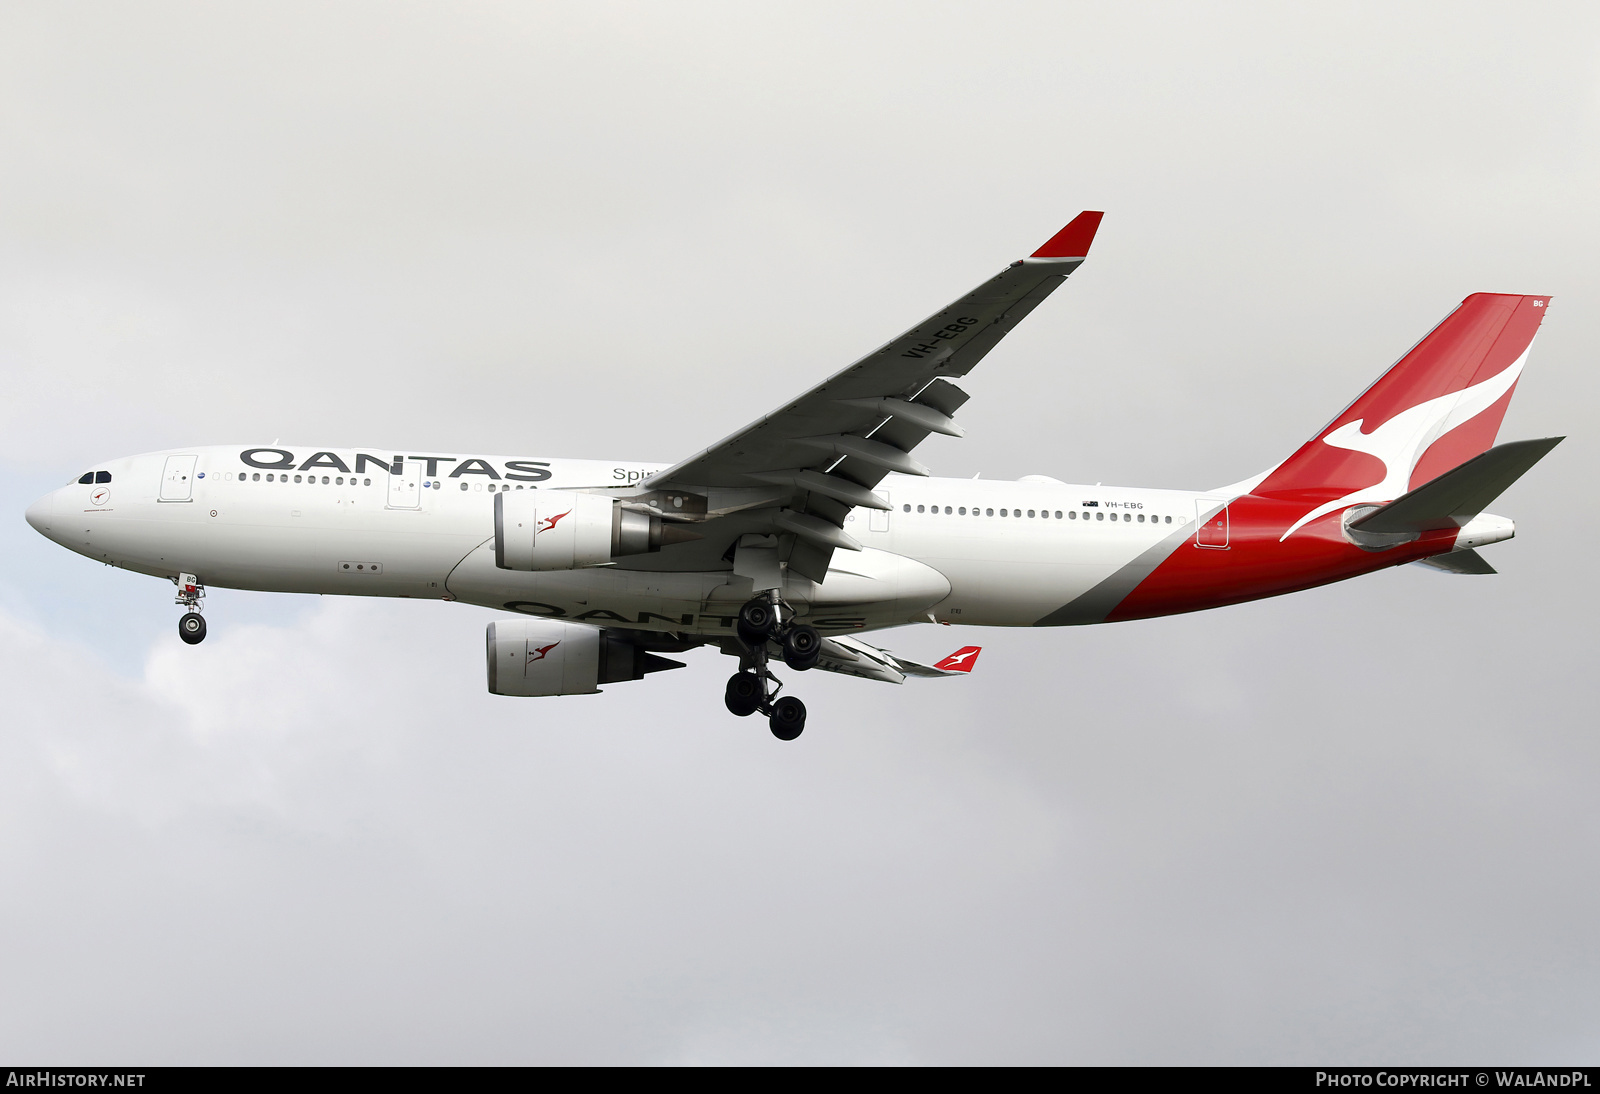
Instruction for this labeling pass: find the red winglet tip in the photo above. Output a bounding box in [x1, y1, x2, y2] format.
[933, 646, 982, 673]
[1031, 211, 1104, 259]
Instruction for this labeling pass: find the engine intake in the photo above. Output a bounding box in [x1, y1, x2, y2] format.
[494, 491, 695, 571]
[486, 619, 685, 696]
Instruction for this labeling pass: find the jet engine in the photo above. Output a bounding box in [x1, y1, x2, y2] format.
[494, 491, 695, 571]
[485, 618, 685, 696]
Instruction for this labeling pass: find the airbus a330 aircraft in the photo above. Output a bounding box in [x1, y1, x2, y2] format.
[25, 212, 1563, 740]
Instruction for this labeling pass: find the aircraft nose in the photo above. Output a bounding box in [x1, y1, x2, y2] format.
[25, 490, 55, 535]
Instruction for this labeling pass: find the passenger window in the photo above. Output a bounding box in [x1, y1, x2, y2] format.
[252, 473, 260, 481]
[294, 475, 302, 483]
[322, 476, 329, 484]
[363, 478, 371, 486]
[1027, 510, 1035, 518]
[1055, 510, 1062, 518]
[1096, 511, 1103, 520]
[944, 506, 951, 515]
[903, 504, 911, 512]
[1165, 515, 1172, 523]
[1137, 513, 1145, 522]
[917, 504, 925, 513]
[336, 476, 345, 485]
[461, 482, 470, 491]
[959, 507, 966, 515]
[267, 473, 276, 482]
[986, 508, 994, 516]
[999, 509, 1007, 517]
[1069, 511, 1077, 519]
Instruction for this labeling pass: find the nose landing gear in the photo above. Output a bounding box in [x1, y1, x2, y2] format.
[727, 595, 815, 740]
[174, 572, 207, 645]
[179, 612, 207, 644]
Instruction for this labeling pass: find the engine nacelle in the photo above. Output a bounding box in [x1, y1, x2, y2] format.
[485, 619, 684, 696]
[494, 490, 668, 571]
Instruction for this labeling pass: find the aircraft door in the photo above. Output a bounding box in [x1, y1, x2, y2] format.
[1195, 498, 1229, 548]
[387, 464, 421, 510]
[159, 455, 198, 502]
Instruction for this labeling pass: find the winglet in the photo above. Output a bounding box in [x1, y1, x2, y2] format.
[1031, 211, 1104, 259]
[933, 646, 982, 673]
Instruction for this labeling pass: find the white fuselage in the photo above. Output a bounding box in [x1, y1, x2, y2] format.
[26, 445, 1212, 636]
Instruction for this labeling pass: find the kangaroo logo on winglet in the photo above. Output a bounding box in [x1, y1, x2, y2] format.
[934, 646, 982, 672]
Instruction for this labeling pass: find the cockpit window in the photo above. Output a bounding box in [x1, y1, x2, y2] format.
[95, 471, 111, 484]
[78, 473, 93, 484]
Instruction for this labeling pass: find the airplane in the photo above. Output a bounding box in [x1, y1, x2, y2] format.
[24, 212, 1563, 741]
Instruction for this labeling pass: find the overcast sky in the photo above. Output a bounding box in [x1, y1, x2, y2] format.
[2, 1, 1597, 1064]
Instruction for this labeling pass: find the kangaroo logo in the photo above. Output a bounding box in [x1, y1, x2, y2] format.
[537, 510, 572, 535]
[934, 646, 982, 671]
[527, 642, 560, 665]
[1281, 345, 1531, 541]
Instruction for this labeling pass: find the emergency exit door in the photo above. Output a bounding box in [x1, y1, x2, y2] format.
[1195, 498, 1229, 548]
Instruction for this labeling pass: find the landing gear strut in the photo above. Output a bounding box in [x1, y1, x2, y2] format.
[175, 572, 207, 645]
[727, 594, 814, 740]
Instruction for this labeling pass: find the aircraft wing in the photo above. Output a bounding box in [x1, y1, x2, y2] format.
[643, 212, 1104, 581]
[810, 636, 983, 684]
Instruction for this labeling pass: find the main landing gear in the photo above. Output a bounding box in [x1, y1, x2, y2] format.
[175, 572, 207, 645]
[724, 594, 821, 741]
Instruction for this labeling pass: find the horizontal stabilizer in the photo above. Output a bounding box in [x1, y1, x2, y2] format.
[1348, 437, 1563, 535]
[1413, 549, 1498, 575]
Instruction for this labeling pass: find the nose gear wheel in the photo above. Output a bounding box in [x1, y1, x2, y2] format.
[174, 574, 208, 644]
[178, 612, 207, 645]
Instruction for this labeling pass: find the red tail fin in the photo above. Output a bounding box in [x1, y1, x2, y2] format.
[1258, 294, 1549, 537]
